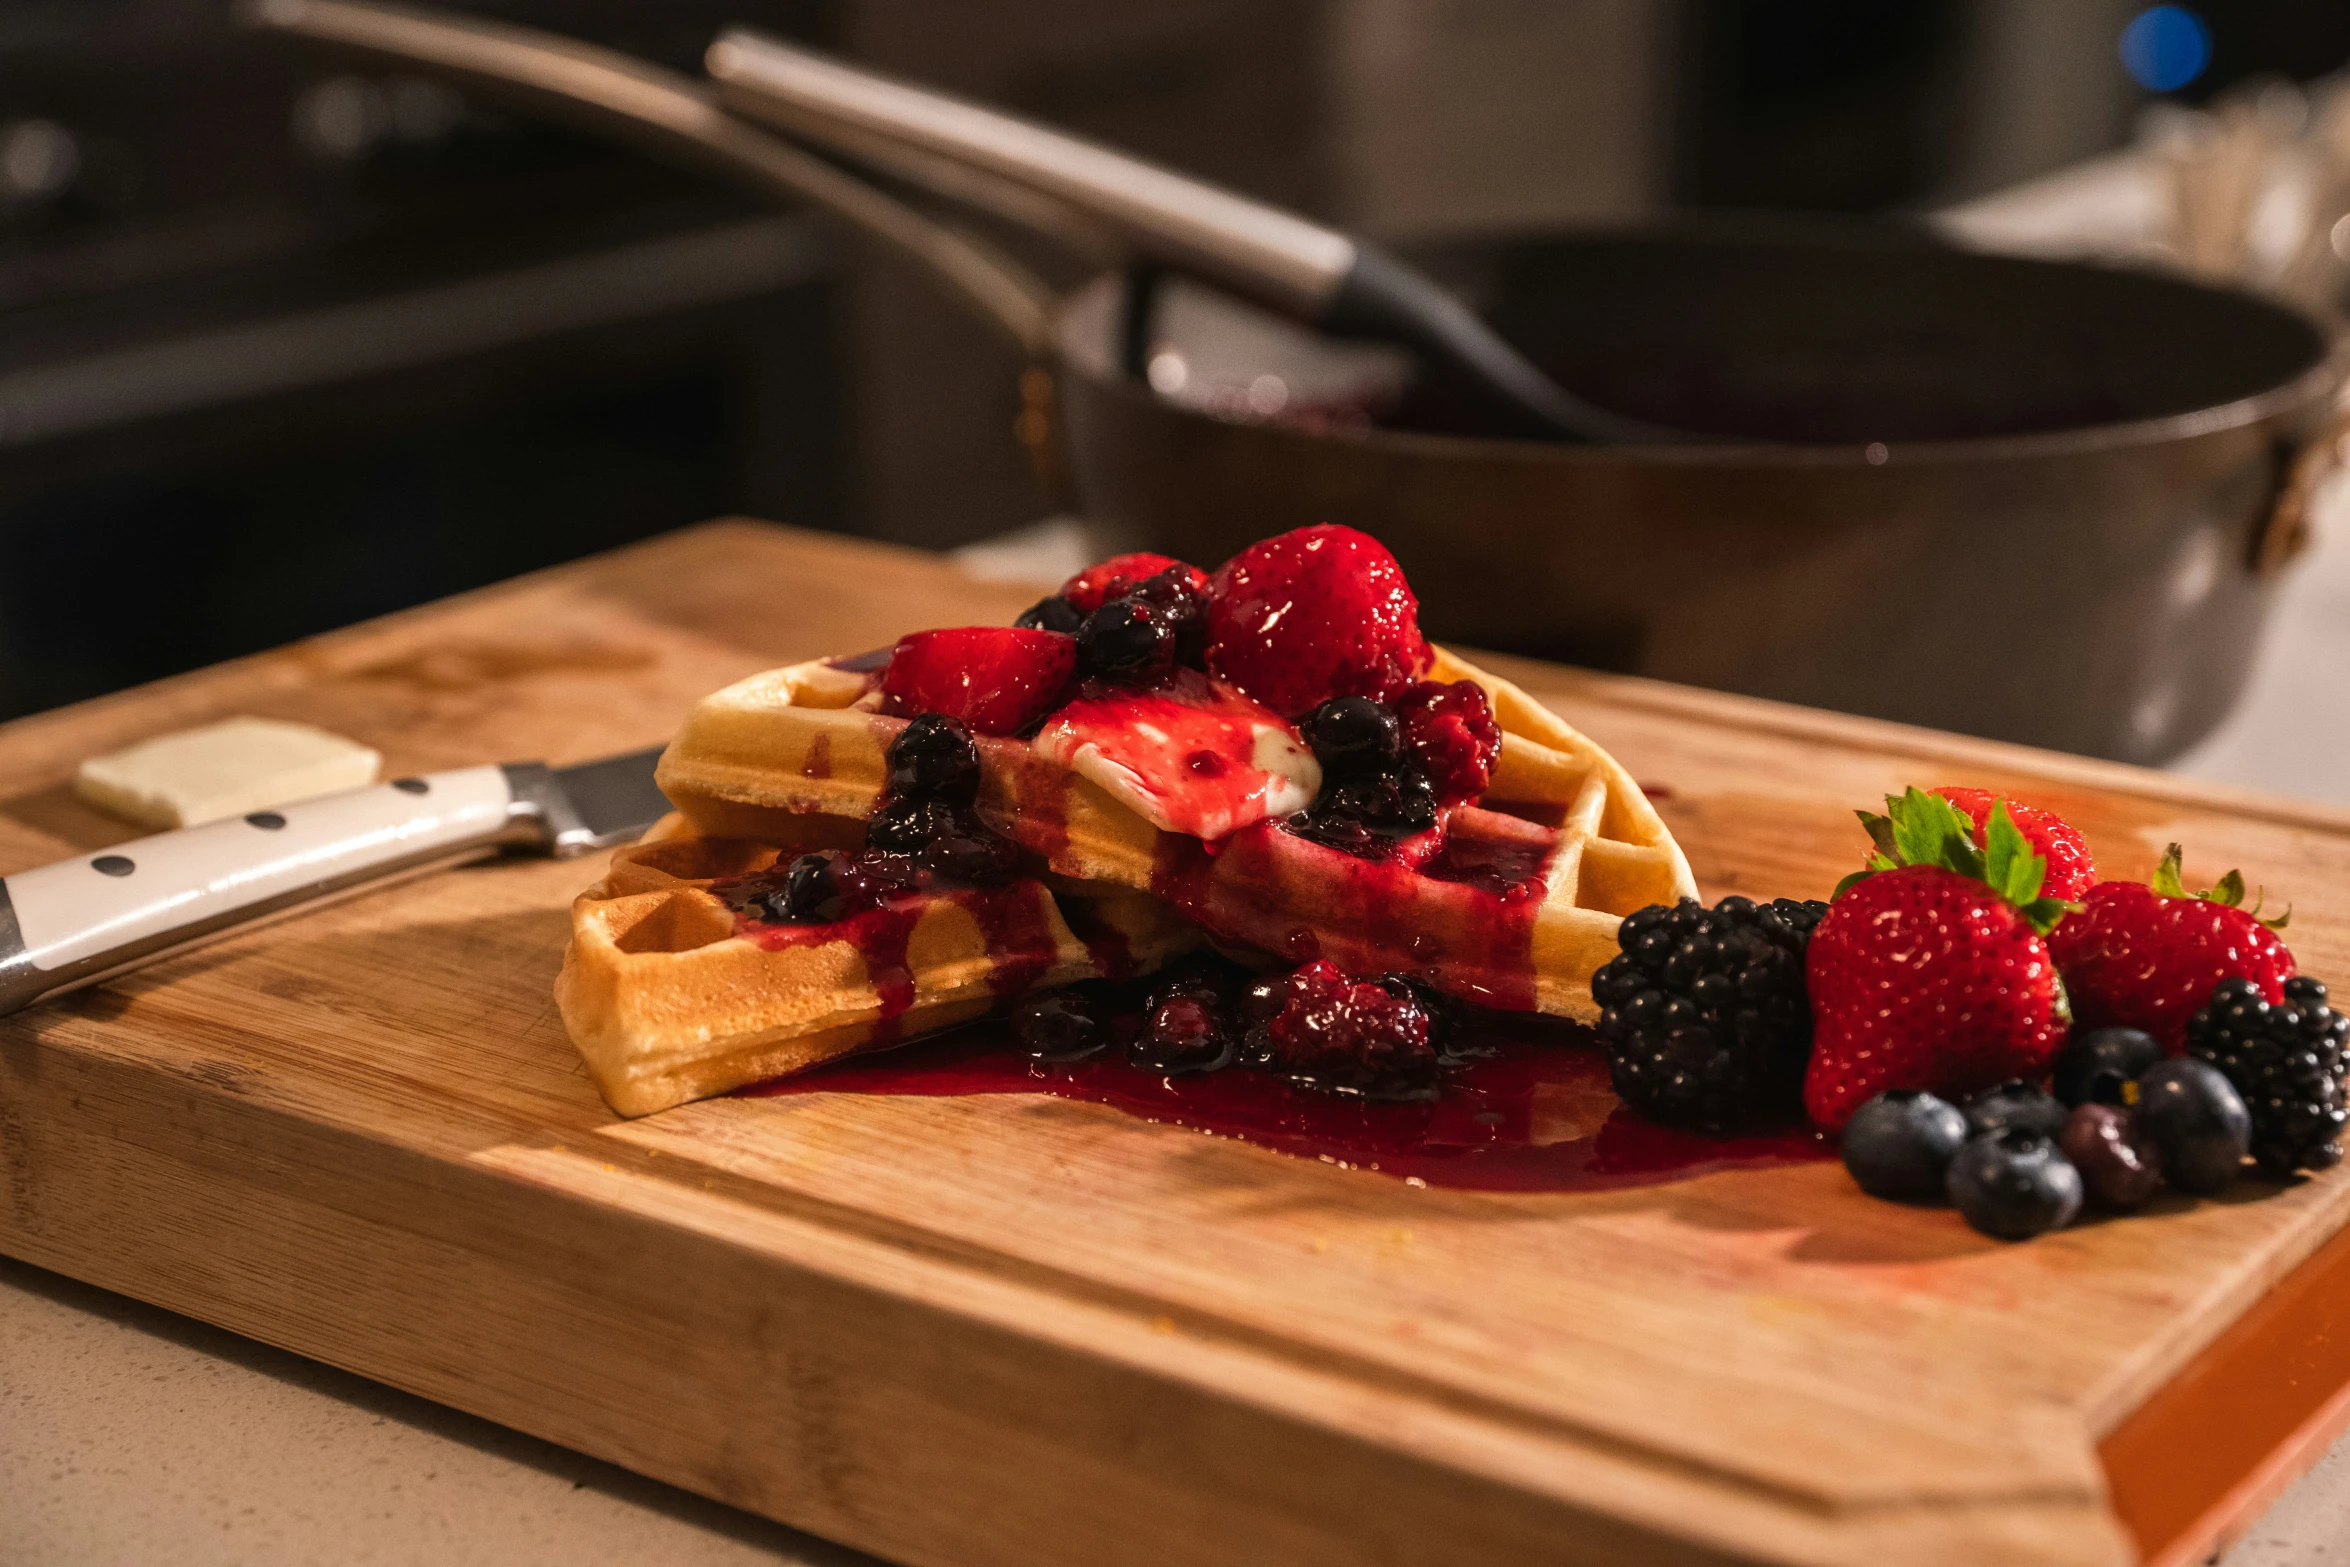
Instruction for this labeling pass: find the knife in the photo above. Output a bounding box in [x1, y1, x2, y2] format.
[0, 748, 669, 1015]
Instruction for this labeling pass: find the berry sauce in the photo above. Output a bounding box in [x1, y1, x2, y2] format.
[715, 874, 1065, 1044]
[1034, 669, 1317, 841]
[743, 1012, 1829, 1193]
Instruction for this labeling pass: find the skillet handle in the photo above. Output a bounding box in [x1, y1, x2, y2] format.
[2256, 403, 2350, 576]
[238, 0, 1059, 356]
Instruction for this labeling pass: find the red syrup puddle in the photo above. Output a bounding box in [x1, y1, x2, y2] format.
[743, 1013, 1830, 1193]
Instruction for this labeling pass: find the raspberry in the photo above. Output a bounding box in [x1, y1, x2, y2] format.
[1395, 680, 1500, 805]
[1206, 525, 1432, 719]
[1250, 960, 1438, 1096]
[881, 626, 1076, 736]
[1060, 553, 1206, 614]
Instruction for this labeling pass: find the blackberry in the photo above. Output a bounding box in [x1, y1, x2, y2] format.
[2187, 975, 2349, 1179]
[1592, 895, 1828, 1134]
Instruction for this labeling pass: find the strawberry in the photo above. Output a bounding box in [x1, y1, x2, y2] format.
[1206, 524, 1432, 718]
[1060, 553, 1207, 615]
[1804, 789, 2074, 1132]
[880, 626, 1075, 736]
[2048, 844, 2294, 1052]
[1930, 787, 2097, 902]
[1395, 679, 1500, 804]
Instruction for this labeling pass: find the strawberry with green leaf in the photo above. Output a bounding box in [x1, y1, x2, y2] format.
[1806, 789, 2076, 1132]
[2047, 844, 2295, 1053]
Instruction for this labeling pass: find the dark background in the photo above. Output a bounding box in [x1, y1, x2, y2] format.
[0, 0, 2342, 720]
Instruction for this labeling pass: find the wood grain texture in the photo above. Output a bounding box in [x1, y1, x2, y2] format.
[4, 520, 2348, 1567]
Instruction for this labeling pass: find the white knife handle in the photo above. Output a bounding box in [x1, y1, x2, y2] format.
[0, 765, 548, 1014]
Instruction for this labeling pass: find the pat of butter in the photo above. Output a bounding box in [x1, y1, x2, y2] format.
[75, 717, 383, 830]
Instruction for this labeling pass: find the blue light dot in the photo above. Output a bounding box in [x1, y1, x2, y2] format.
[2120, 6, 2212, 94]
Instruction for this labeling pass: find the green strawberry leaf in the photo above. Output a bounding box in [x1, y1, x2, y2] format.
[1837, 787, 2074, 933]
[2150, 844, 2280, 924]
[1981, 800, 2047, 910]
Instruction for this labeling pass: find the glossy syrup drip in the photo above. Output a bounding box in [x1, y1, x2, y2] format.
[744, 1015, 1829, 1193]
[1146, 822, 1542, 1012]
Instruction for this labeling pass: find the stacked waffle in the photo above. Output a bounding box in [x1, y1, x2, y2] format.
[557, 529, 1695, 1116]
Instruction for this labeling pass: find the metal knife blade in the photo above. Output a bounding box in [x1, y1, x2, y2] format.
[502, 746, 672, 858]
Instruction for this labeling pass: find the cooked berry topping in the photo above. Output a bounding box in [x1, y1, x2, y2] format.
[1125, 566, 1212, 665]
[881, 626, 1076, 736]
[1841, 1089, 1968, 1200]
[864, 797, 960, 856]
[2134, 1057, 2251, 1194]
[1060, 552, 1205, 615]
[2060, 1102, 2162, 1210]
[1015, 595, 1085, 634]
[2186, 975, 2349, 1179]
[2052, 1027, 2164, 1108]
[918, 824, 1021, 885]
[1286, 694, 1447, 857]
[1130, 995, 1236, 1075]
[1960, 1080, 2068, 1141]
[1303, 696, 1402, 775]
[1244, 959, 1438, 1098]
[1206, 524, 1432, 718]
[1592, 895, 1827, 1134]
[1076, 598, 1176, 683]
[1946, 1129, 2083, 1240]
[1015, 988, 1111, 1062]
[765, 852, 848, 924]
[887, 712, 983, 802]
[1394, 680, 1501, 805]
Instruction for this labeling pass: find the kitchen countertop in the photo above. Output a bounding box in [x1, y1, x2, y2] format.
[8, 502, 2350, 1565]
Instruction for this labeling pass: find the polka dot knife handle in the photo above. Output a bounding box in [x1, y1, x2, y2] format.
[0, 765, 538, 1014]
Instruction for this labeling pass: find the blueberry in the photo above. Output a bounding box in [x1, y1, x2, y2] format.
[2053, 1027, 2164, 1108]
[1125, 568, 1210, 662]
[1128, 996, 1234, 1074]
[764, 853, 844, 923]
[1946, 1130, 2084, 1240]
[1962, 1079, 2069, 1140]
[920, 824, 1020, 886]
[1014, 989, 1109, 1062]
[865, 798, 958, 854]
[2059, 1102, 2162, 1210]
[886, 714, 981, 802]
[1076, 599, 1174, 680]
[1841, 1089, 1969, 1200]
[1303, 697, 1402, 777]
[1014, 595, 1084, 634]
[2136, 1057, 2251, 1194]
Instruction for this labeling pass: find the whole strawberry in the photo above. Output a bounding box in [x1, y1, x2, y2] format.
[1805, 789, 2075, 1133]
[2048, 845, 2294, 1052]
[1206, 524, 1431, 718]
[1930, 787, 2097, 902]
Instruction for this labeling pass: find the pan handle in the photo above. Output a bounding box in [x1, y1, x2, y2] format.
[237, 0, 1059, 357]
[2256, 402, 2350, 576]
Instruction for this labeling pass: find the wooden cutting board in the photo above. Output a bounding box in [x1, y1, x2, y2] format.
[4, 520, 2348, 1567]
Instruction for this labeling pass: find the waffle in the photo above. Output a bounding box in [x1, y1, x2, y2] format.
[556, 825, 1200, 1116]
[653, 647, 1695, 1021]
